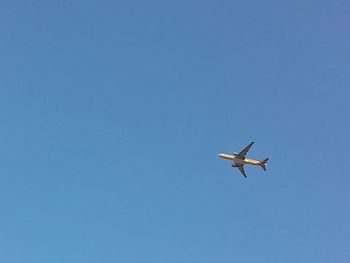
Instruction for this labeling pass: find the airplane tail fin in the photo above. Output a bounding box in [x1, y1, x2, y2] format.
[260, 158, 269, 171]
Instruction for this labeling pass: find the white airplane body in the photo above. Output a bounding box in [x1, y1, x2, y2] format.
[218, 142, 269, 177]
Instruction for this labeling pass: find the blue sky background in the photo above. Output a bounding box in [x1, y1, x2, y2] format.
[0, 0, 349, 262]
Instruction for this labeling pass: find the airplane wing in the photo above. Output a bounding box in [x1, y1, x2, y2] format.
[237, 142, 254, 158]
[236, 164, 247, 178]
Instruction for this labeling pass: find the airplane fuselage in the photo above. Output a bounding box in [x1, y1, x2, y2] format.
[218, 153, 262, 166]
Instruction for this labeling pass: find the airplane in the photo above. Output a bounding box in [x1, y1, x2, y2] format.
[218, 142, 269, 178]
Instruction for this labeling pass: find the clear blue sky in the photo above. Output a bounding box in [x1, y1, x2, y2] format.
[0, 0, 349, 262]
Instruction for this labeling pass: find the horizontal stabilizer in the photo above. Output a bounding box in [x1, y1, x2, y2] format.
[261, 158, 269, 164]
[261, 158, 269, 171]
